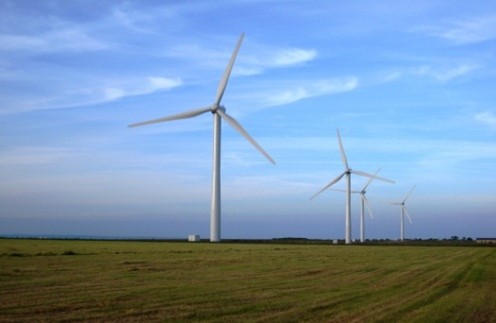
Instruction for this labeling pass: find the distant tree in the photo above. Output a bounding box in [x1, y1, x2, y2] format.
[467, 237, 473, 241]
[451, 235, 459, 241]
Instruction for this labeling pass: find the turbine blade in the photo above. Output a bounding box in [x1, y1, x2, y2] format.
[403, 185, 416, 203]
[329, 188, 360, 193]
[214, 33, 245, 106]
[362, 168, 381, 191]
[310, 172, 346, 200]
[403, 206, 413, 224]
[336, 129, 349, 170]
[128, 106, 212, 127]
[217, 109, 275, 165]
[363, 195, 374, 219]
[351, 170, 395, 184]
[390, 202, 402, 205]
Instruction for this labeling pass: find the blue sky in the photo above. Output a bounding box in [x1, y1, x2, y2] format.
[1, 0, 495, 240]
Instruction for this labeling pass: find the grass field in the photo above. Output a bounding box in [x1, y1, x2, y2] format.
[0, 239, 495, 322]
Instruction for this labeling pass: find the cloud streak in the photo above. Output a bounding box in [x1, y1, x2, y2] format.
[0, 75, 182, 114]
[414, 64, 478, 82]
[413, 15, 496, 45]
[103, 77, 183, 101]
[266, 48, 317, 68]
[261, 77, 359, 107]
[0, 28, 109, 53]
[167, 43, 317, 76]
[237, 47, 317, 76]
[474, 111, 496, 130]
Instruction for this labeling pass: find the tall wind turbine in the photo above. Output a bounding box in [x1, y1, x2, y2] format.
[357, 168, 383, 243]
[311, 129, 394, 244]
[129, 33, 275, 242]
[390, 186, 415, 241]
[331, 168, 385, 243]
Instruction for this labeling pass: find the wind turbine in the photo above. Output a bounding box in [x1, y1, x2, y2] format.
[311, 129, 394, 244]
[129, 33, 275, 242]
[330, 168, 384, 243]
[390, 186, 415, 241]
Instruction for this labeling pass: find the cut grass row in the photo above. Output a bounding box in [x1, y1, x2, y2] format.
[0, 239, 494, 322]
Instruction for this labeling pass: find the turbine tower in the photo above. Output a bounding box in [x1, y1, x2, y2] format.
[311, 129, 394, 244]
[331, 168, 386, 243]
[390, 186, 415, 241]
[129, 33, 275, 242]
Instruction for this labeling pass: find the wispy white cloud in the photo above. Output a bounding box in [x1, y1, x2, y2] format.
[262, 77, 358, 107]
[103, 77, 183, 101]
[167, 43, 317, 76]
[266, 48, 317, 67]
[364, 61, 479, 88]
[237, 47, 317, 76]
[413, 15, 496, 45]
[413, 64, 478, 82]
[1, 75, 182, 114]
[0, 28, 108, 53]
[378, 71, 403, 83]
[371, 62, 479, 85]
[111, 7, 158, 34]
[474, 111, 496, 130]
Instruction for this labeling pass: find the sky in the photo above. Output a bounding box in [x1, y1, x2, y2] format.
[1, 0, 496, 240]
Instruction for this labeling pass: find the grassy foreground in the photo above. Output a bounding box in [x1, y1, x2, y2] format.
[0, 239, 494, 322]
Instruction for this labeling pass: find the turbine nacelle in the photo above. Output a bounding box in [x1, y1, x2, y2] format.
[211, 105, 226, 114]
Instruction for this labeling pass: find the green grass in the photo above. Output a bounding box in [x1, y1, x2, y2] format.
[0, 239, 494, 322]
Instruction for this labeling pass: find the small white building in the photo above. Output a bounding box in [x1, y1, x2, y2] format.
[188, 234, 200, 242]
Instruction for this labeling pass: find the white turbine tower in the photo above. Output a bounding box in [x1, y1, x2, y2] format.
[311, 129, 394, 244]
[330, 168, 387, 243]
[129, 33, 275, 242]
[390, 186, 415, 241]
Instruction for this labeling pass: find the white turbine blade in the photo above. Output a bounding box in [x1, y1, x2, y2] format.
[214, 33, 245, 106]
[362, 168, 381, 191]
[330, 188, 360, 193]
[403, 206, 413, 224]
[351, 170, 395, 184]
[363, 195, 374, 219]
[310, 172, 346, 200]
[217, 109, 275, 165]
[389, 202, 402, 205]
[128, 106, 212, 127]
[403, 185, 416, 203]
[336, 129, 349, 170]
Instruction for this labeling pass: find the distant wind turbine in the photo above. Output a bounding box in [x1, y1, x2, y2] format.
[311, 129, 394, 244]
[330, 168, 384, 243]
[129, 33, 275, 242]
[390, 186, 415, 241]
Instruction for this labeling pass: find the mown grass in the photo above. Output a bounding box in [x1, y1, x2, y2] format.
[0, 239, 494, 322]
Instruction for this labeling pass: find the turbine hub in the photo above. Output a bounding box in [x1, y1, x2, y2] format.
[211, 105, 226, 114]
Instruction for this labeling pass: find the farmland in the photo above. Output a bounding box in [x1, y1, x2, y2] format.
[0, 239, 494, 322]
